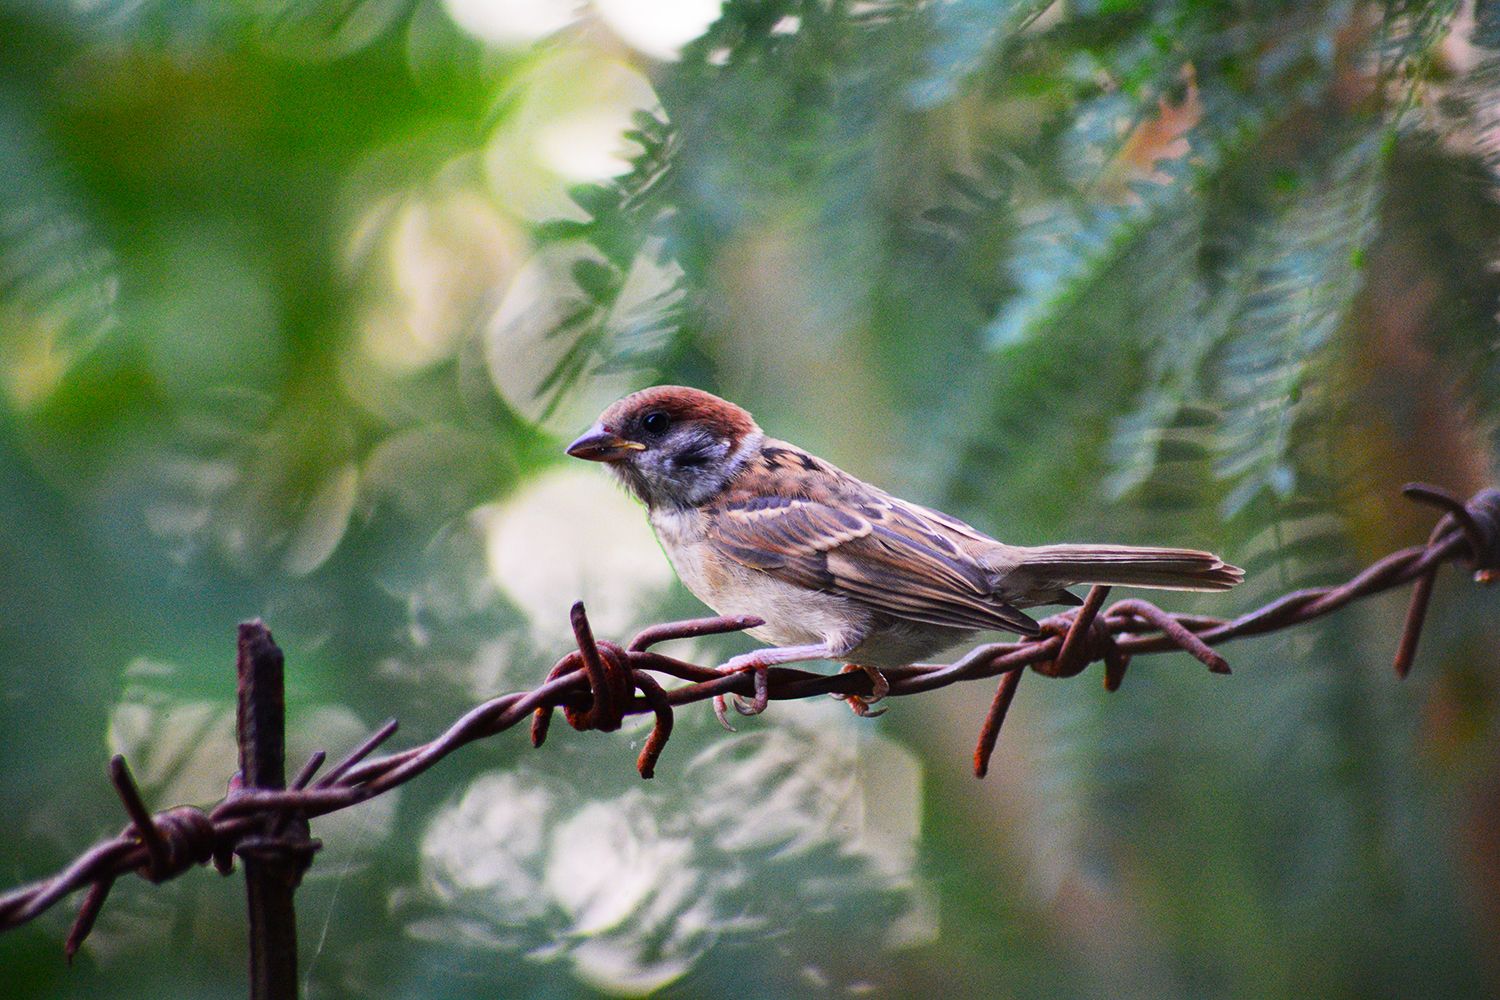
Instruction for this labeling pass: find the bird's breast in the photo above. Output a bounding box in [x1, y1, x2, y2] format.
[650, 506, 728, 603]
[649, 506, 866, 648]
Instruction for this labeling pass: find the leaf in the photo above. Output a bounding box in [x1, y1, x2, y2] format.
[0, 100, 118, 410]
[253, 0, 416, 60]
[571, 258, 620, 302]
[57, 0, 418, 55]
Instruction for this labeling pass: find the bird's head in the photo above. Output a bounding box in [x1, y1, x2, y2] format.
[566, 386, 762, 509]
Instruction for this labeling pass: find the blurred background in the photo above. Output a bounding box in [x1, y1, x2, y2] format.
[2, 0, 1499, 996]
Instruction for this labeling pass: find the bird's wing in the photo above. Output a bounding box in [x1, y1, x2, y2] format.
[707, 491, 1040, 636]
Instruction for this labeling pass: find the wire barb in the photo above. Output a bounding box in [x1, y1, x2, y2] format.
[1403, 483, 1499, 573]
[1, 483, 1497, 956]
[974, 669, 1024, 778]
[314, 719, 398, 789]
[1056, 585, 1111, 680]
[108, 755, 170, 881]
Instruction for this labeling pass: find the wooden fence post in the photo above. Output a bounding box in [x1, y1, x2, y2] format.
[236, 621, 307, 1000]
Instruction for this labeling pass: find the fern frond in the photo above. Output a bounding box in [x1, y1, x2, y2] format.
[526, 109, 690, 408]
[1213, 134, 1386, 517]
[910, 0, 1059, 108]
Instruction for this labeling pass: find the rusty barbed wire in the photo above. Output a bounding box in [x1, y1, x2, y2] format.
[1, 482, 1496, 959]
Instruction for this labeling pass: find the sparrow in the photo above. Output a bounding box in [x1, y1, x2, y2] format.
[566, 386, 1242, 722]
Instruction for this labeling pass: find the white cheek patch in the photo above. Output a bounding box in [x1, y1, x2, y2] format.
[721, 431, 764, 479]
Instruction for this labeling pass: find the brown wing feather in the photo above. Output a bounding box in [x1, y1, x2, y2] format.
[708, 471, 1040, 636]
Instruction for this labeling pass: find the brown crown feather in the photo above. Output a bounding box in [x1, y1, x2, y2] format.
[601, 386, 760, 442]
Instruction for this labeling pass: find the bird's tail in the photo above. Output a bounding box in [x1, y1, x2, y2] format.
[1014, 544, 1243, 592]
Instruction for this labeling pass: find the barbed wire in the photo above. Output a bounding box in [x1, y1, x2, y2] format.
[1, 482, 1496, 961]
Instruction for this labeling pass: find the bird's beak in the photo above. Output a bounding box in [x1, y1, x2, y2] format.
[565, 424, 646, 463]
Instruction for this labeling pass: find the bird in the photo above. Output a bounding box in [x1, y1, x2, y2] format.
[566, 386, 1242, 723]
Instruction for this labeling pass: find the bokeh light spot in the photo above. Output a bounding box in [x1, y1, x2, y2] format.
[479, 466, 672, 643]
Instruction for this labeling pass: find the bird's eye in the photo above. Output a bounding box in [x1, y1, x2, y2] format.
[641, 411, 671, 435]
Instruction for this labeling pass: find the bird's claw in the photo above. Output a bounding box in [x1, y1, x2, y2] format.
[832, 664, 889, 717]
[714, 654, 770, 724]
[712, 695, 737, 732]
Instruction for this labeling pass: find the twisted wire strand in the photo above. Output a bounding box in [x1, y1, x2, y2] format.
[0, 483, 1495, 958]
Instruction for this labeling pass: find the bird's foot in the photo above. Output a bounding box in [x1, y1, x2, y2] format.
[832, 664, 889, 717]
[711, 651, 771, 729]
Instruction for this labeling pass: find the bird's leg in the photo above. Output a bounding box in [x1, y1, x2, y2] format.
[711, 639, 854, 729]
[832, 664, 890, 717]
